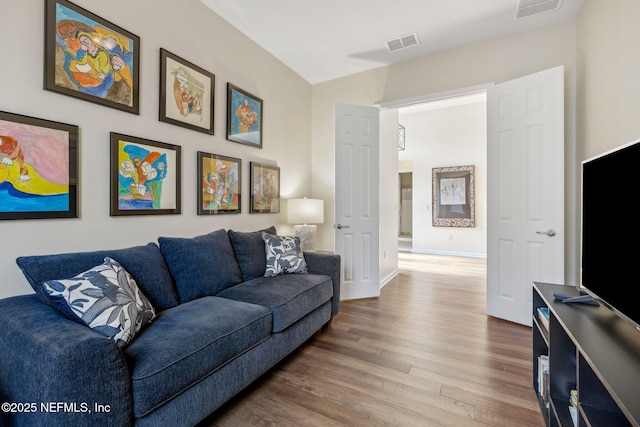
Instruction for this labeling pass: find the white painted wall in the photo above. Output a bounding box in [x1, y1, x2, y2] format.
[0, 0, 312, 299]
[398, 100, 487, 257]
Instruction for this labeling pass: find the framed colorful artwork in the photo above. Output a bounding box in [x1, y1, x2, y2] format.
[44, 0, 140, 114]
[227, 83, 263, 148]
[160, 49, 215, 135]
[432, 165, 475, 227]
[110, 133, 181, 216]
[0, 111, 78, 220]
[250, 162, 279, 213]
[197, 152, 241, 215]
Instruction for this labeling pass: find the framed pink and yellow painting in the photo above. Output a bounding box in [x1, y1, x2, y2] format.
[0, 111, 78, 220]
[110, 133, 181, 216]
[44, 0, 140, 114]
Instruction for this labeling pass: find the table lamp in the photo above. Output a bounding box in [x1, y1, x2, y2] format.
[287, 198, 324, 251]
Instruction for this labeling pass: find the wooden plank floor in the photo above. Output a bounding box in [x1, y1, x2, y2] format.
[200, 252, 544, 427]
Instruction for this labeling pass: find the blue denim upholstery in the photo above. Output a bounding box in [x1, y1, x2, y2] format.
[134, 302, 332, 427]
[217, 274, 332, 332]
[16, 243, 179, 312]
[125, 296, 271, 417]
[227, 226, 276, 280]
[305, 251, 341, 317]
[158, 229, 243, 303]
[0, 295, 131, 427]
[0, 228, 340, 427]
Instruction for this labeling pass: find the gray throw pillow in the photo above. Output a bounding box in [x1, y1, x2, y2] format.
[262, 232, 307, 277]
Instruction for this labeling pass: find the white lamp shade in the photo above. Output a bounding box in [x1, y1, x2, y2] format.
[287, 198, 324, 224]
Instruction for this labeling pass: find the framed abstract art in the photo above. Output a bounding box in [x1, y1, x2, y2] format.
[0, 111, 78, 220]
[432, 165, 475, 227]
[227, 83, 263, 148]
[110, 133, 181, 216]
[197, 151, 241, 215]
[160, 49, 215, 134]
[44, 0, 140, 114]
[250, 162, 279, 213]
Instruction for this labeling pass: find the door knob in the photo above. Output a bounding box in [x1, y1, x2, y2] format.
[335, 224, 350, 229]
[536, 229, 556, 237]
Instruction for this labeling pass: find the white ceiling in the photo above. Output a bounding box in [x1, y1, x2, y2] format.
[201, 0, 584, 85]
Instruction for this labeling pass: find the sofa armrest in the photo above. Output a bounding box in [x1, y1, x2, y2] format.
[0, 295, 132, 427]
[304, 252, 341, 317]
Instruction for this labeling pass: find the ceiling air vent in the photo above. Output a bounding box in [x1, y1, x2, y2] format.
[385, 33, 420, 53]
[516, 0, 563, 19]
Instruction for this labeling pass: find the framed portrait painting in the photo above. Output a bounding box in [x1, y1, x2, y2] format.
[250, 162, 279, 213]
[44, 0, 140, 114]
[0, 111, 78, 220]
[227, 84, 263, 148]
[110, 133, 181, 216]
[197, 152, 241, 215]
[432, 165, 475, 227]
[160, 49, 215, 134]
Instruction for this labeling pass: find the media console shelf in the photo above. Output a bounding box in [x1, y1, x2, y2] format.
[532, 282, 640, 427]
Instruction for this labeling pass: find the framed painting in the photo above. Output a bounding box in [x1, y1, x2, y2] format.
[0, 111, 78, 220]
[432, 165, 475, 227]
[197, 152, 241, 215]
[110, 133, 181, 216]
[160, 49, 215, 134]
[250, 162, 279, 213]
[227, 83, 263, 148]
[44, 0, 140, 114]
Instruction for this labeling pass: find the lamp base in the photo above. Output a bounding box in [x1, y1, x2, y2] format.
[294, 224, 317, 251]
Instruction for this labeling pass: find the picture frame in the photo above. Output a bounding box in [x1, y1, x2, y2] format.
[432, 165, 475, 227]
[44, 0, 140, 114]
[250, 162, 279, 213]
[227, 83, 263, 148]
[0, 111, 78, 220]
[110, 133, 181, 216]
[160, 49, 215, 135]
[197, 152, 241, 215]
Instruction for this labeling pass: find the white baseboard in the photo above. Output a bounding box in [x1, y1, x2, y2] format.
[380, 269, 400, 289]
[405, 248, 487, 259]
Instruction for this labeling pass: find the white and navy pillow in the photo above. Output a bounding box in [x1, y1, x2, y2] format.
[262, 232, 308, 277]
[42, 257, 156, 347]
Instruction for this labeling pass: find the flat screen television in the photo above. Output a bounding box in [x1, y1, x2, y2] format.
[581, 139, 640, 330]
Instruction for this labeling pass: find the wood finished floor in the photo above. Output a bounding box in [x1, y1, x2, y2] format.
[200, 252, 544, 427]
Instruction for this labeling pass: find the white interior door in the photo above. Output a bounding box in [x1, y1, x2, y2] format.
[335, 103, 380, 300]
[487, 66, 565, 326]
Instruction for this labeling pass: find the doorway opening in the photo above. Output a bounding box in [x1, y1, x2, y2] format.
[399, 172, 413, 251]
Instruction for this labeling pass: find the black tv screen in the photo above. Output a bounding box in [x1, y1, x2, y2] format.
[581, 139, 640, 330]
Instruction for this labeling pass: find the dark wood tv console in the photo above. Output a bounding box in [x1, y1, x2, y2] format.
[533, 282, 640, 427]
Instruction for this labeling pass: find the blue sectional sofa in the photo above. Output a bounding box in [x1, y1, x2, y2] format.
[0, 227, 340, 427]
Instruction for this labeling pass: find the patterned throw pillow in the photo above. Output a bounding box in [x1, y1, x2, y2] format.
[262, 232, 308, 277]
[42, 257, 156, 347]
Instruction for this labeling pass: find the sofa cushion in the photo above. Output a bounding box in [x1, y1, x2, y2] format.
[262, 232, 307, 277]
[216, 274, 332, 332]
[16, 243, 179, 311]
[42, 257, 156, 347]
[228, 226, 277, 281]
[124, 296, 271, 417]
[158, 229, 243, 303]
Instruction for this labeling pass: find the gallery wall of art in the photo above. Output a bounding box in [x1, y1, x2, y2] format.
[0, 0, 313, 298]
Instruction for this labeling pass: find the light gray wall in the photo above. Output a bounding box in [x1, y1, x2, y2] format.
[0, 0, 312, 298]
